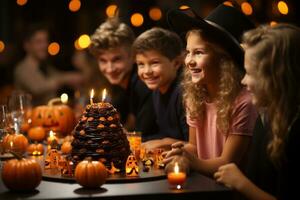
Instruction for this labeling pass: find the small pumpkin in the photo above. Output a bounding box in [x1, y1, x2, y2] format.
[31, 98, 75, 136]
[75, 158, 107, 188]
[2, 133, 29, 154]
[28, 126, 46, 142]
[27, 143, 44, 155]
[2, 153, 42, 191]
[61, 141, 72, 154]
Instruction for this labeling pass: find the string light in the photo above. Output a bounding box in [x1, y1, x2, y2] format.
[16, 0, 27, 6]
[179, 5, 190, 10]
[78, 34, 91, 49]
[241, 2, 253, 15]
[69, 0, 81, 12]
[0, 40, 5, 53]
[149, 7, 162, 21]
[131, 13, 144, 27]
[48, 42, 60, 56]
[223, 1, 234, 7]
[106, 4, 118, 18]
[278, 1, 288, 15]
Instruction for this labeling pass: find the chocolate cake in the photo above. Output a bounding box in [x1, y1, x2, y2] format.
[71, 102, 131, 171]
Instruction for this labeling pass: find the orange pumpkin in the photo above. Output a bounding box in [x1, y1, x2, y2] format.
[61, 141, 72, 154]
[27, 143, 44, 155]
[2, 133, 29, 154]
[75, 159, 107, 188]
[28, 126, 46, 142]
[2, 154, 42, 191]
[31, 98, 75, 136]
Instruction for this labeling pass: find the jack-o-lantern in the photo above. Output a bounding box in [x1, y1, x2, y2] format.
[27, 143, 44, 156]
[2, 152, 42, 191]
[31, 98, 75, 136]
[125, 154, 139, 177]
[2, 133, 29, 154]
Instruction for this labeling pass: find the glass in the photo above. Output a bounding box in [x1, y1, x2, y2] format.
[127, 131, 142, 160]
[0, 105, 9, 154]
[7, 92, 32, 133]
[166, 156, 188, 190]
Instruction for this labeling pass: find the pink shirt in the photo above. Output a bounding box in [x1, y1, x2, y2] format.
[187, 89, 258, 159]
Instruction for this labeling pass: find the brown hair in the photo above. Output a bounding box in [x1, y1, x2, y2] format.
[89, 18, 135, 56]
[242, 24, 300, 162]
[182, 29, 243, 134]
[133, 27, 183, 60]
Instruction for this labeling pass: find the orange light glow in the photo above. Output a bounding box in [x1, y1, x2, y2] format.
[106, 4, 118, 18]
[179, 5, 190, 10]
[48, 42, 60, 56]
[74, 39, 82, 50]
[0, 40, 5, 53]
[270, 21, 278, 27]
[102, 89, 107, 102]
[149, 7, 162, 21]
[78, 34, 91, 49]
[69, 0, 81, 12]
[223, 1, 233, 7]
[241, 2, 253, 15]
[278, 1, 288, 15]
[131, 13, 144, 27]
[16, 0, 27, 6]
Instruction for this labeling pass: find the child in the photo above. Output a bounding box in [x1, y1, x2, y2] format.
[89, 18, 157, 136]
[164, 4, 258, 176]
[214, 24, 300, 200]
[133, 27, 188, 150]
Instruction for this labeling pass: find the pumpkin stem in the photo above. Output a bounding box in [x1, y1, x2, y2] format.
[9, 151, 23, 160]
[48, 98, 63, 106]
[85, 157, 92, 162]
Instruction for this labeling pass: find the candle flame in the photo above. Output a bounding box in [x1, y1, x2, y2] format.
[102, 88, 107, 102]
[90, 89, 94, 99]
[10, 141, 13, 148]
[174, 162, 179, 173]
[49, 130, 54, 137]
[60, 93, 68, 104]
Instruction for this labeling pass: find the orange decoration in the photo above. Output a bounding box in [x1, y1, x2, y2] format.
[1, 153, 42, 191]
[61, 141, 72, 154]
[107, 162, 120, 174]
[31, 98, 75, 136]
[126, 154, 139, 176]
[27, 143, 44, 155]
[28, 126, 46, 142]
[2, 133, 29, 154]
[45, 149, 61, 169]
[75, 158, 107, 188]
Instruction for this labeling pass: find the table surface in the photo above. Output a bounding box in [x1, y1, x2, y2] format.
[0, 171, 232, 200]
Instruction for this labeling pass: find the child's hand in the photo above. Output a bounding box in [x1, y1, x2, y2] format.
[214, 163, 247, 190]
[141, 140, 163, 150]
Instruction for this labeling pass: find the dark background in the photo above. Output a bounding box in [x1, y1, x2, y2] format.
[0, 0, 299, 87]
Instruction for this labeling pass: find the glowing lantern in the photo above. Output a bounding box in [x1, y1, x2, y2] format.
[126, 154, 139, 176]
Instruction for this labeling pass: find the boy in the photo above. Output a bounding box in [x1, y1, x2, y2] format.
[133, 27, 188, 150]
[89, 18, 157, 136]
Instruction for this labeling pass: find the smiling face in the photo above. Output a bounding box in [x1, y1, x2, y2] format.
[185, 32, 220, 85]
[241, 47, 263, 106]
[136, 50, 180, 93]
[97, 46, 134, 88]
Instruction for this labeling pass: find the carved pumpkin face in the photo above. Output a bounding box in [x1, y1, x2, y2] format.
[31, 103, 75, 136]
[125, 154, 139, 176]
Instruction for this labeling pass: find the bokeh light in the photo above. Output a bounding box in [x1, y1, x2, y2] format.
[223, 1, 233, 7]
[179, 5, 190, 10]
[278, 1, 289, 15]
[241, 2, 253, 15]
[78, 34, 91, 49]
[131, 13, 144, 27]
[270, 21, 278, 27]
[69, 0, 81, 12]
[106, 4, 118, 18]
[149, 7, 162, 21]
[48, 42, 60, 56]
[16, 0, 27, 6]
[0, 40, 5, 53]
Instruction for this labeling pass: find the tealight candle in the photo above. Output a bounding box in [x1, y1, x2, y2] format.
[167, 162, 187, 189]
[102, 88, 107, 102]
[47, 130, 58, 146]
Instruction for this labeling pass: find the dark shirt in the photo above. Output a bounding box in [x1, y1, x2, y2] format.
[143, 74, 188, 142]
[109, 68, 157, 137]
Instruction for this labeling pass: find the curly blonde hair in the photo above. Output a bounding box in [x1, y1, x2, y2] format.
[242, 24, 300, 162]
[89, 18, 135, 56]
[183, 30, 243, 134]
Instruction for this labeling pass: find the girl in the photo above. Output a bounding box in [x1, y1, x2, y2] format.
[164, 4, 258, 176]
[214, 24, 300, 200]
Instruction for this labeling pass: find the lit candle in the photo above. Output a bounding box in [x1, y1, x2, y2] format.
[90, 89, 94, 105]
[47, 130, 58, 146]
[9, 141, 14, 152]
[167, 162, 187, 189]
[60, 93, 68, 104]
[102, 88, 107, 102]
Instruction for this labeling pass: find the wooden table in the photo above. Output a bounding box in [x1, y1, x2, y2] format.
[0, 171, 232, 200]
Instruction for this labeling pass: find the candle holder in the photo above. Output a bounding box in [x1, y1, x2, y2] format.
[166, 157, 188, 190]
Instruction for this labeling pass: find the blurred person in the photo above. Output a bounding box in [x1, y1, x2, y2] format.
[89, 18, 157, 135]
[14, 23, 83, 105]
